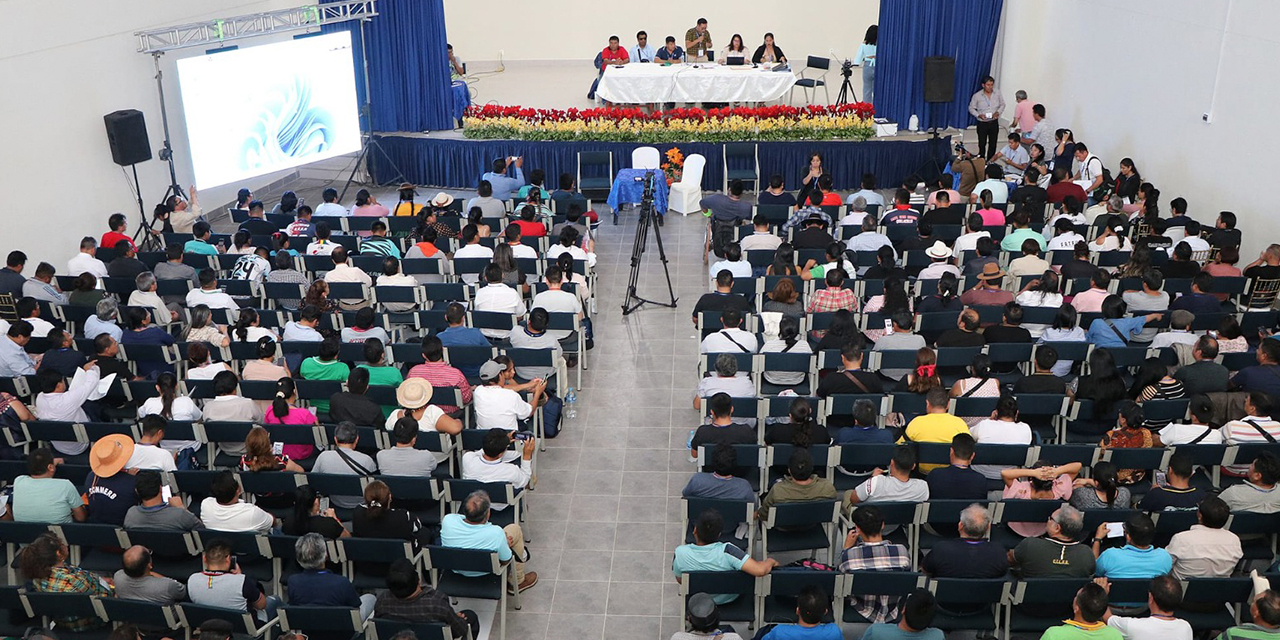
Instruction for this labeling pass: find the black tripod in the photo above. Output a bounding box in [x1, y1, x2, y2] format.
[835, 59, 858, 105]
[622, 172, 677, 315]
[338, 134, 409, 202]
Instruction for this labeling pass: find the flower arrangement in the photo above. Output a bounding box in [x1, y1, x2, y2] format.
[661, 147, 684, 186]
[462, 104, 875, 143]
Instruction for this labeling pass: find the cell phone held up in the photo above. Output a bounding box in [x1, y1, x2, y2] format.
[513, 431, 534, 442]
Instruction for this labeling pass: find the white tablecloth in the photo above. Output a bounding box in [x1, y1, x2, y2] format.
[596, 63, 797, 104]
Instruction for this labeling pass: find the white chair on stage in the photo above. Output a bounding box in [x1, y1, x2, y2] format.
[670, 153, 706, 215]
[632, 146, 661, 170]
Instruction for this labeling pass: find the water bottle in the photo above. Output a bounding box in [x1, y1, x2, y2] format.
[564, 387, 578, 420]
[908, 114, 919, 131]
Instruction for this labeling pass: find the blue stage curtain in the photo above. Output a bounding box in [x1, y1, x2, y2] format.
[371, 136, 951, 193]
[875, 0, 1004, 130]
[322, 0, 454, 132]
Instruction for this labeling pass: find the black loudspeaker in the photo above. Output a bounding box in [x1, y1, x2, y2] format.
[103, 109, 152, 166]
[923, 56, 956, 103]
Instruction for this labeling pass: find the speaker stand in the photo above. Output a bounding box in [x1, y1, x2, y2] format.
[129, 164, 165, 252]
[338, 134, 409, 202]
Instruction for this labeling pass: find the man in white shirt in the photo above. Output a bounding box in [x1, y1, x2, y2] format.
[992, 133, 1030, 179]
[1072, 143, 1105, 195]
[1150, 310, 1199, 351]
[1046, 217, 1086, 251]
[305, 222, 340, 256]
[313, 188, 349, 217]
[67, 237, 109, 280]
[455, 225, 495, 286]
[35, 363, 100, 456]
[1167, 223, 1210, 257]
[707, 242, 752, 289]
[970, 165, 1009, 204]
[1222, 394, 1280, 477]
[323, 247, 373, 310]
[503, 225, 539, 260]
[846, 215, 894, 256]
[185, 270, 239, 312]
[461, 428, 535, 511]
[199, 470, 275, 533]
[846, 174, 886, 207]
[531, 266, 583, 342]
[126, 416, 178, 471]
[952, 213, 992, 259]
[699, 308, 759, 354]
[918, 242, 960, 280]
[545, 226, 596, 269]
[16, 301, 54, 338]
[373, 257, 420, 312]
[840, 197, 870, 228]
[740, 215, 783, 251]
[473, 265, 526, 339]
[129, 271, 177, 324]
[473, 359, 543, 431]
[1102, 574, 1194, 640]
[968, 395, 1032, 481]
[282, 305, 325, 342]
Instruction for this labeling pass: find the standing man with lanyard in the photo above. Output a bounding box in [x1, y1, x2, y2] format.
[630, 31, 656, 63]
[969, 75, 1005, 161]
[685, 18, 712, 62]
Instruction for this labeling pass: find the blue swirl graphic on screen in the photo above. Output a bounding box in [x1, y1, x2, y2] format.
[239, 77, 336, 172]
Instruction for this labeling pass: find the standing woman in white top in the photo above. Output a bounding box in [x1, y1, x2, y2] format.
[138, 371, 203, 453]
[720, 34, 749, 64]
[855, 25, 877, 105]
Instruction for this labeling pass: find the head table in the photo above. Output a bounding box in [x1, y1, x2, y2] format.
[595, 62, 798, 104]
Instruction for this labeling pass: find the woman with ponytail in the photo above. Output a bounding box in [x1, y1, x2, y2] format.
[137, 371, 202, 454]
[764, 397, 831, 446]
[352, 479, 428, 544]
[241, 336, 291, 413]
[284, 484, 350, 538]
[1069, 460, 1131, 510]
[231, 308, 278, 343]
[263, 376, 317, 463]
[760, 315, 812, 388]
[900, 347, 942, 394]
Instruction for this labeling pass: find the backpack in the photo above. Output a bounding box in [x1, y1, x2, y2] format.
[541, 393, 563, 438]
[1088, 156, 1114, 199]
[710, 219, 737, 259]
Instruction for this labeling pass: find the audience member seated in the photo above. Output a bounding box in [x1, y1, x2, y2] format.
[462, 427, 535, 505]
[924, 433, 987, 500]
[38, 329, 84, 377]
[700, 308, 759, 354]
[187, 537, 274, 620]
[1009, 504, 1095, 578]
[1072, 270, 1113, 313]
[936, 309, 985, 347]
[311, 422, 378, 510]
[1165, 495, 1241, 578]
[1072, 349, 1129, 435]
[873, 312, 928, 381]
[757, 448, 837, 517]
[1070, 461, 1130, 510]
[1091, 513, 1172, 579]
[1150, 309, 1197, 350]
[441, 489, 537, 593]
[696, 353, 756, 409]
[12, 447, 86, 523]
[758, 584, 843, 640]
[121, 306, 177, 377]
[186, 269, 238, 312]
[1218, 451, 1280, 513]
[386, 378, 463, 445]
[847, 215, 894, 256]
[18, 532, 112, 631]
[836, 399, 895, 446]
[904, 388, 971, 462]
[690, 393, 755, 459]
[474, 264, 526, 340]
[693, 271, 754, 329]
[1002, 210, 1046, 253]
[201, 470, 276, 533]
[1100, 401, 1161, 485]
[341, 307, 391, 345]
[124, 469, 203, 531]
[1219, 576, 1280, 640]
[473, 358, 543, 431]
[376, 557, 479, 639]
[0, 320, 37, 377]
[1001, 460, 1082, 538]
[846, 445, 929, 508]
[287, 532, 375, 618]
[682, 442, 757, 503]
[1039, 583, 1121, 640]
[1103, 574, 1194, 640]
[1014, 346, 1068, 394]
[922, 503, 1008, 581]
[328, 367, 384, 427]
[1231, 340, 1280, 399]
[35, 363, 100, 456]
[1170, 272, 1221, 317]
[839, 505, 912, 623]
[860, 588, 946, 640]
[675, 507, 778, 606]
[708, 242, 752, 288]
[508, 308, 564, 381]
[1137, 450, 1206, 513]
[405, 337, 471, 415]
[115, 544, 188, 604]
[961, 263, 1015, 307]
[969, 394, 1033, 483]
[765, 398, 831, 446]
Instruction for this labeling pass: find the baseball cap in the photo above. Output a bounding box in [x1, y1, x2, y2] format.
[478, 359, 506, 381]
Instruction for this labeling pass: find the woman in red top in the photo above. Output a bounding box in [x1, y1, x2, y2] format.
[263, 377, 318, 462]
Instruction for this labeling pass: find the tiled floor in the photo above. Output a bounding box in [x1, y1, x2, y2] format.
[496, 206, 713, 640]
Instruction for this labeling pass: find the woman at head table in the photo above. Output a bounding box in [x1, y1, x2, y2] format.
[721, 33, 749, 64]
[752, 32, 787, 64]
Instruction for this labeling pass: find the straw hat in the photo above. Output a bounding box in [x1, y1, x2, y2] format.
[396, 378, 434, 409]
[430, 192, 455, 208]
[89, 434, 134, 478]
[976, 262, 1007, 281]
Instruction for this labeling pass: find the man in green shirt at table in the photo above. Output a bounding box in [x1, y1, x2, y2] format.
[1041, 582, 1123, 640]
[685, 18, 712, 62]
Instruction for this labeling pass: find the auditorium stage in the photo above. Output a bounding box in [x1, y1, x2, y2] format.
[368, 132, 952, 193]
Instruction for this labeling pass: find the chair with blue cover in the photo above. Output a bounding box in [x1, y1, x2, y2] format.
[790, 56, 831, 104]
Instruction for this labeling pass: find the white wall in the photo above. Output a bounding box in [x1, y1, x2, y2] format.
[442, 0, 879, 63]
[996, 0, 1274, 259]
[0, 0, 305, 269]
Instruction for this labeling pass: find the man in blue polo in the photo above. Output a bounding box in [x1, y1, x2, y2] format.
[672, 508, 778, 604]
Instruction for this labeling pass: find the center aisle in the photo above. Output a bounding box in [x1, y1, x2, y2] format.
[509, 210, 711, 640]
